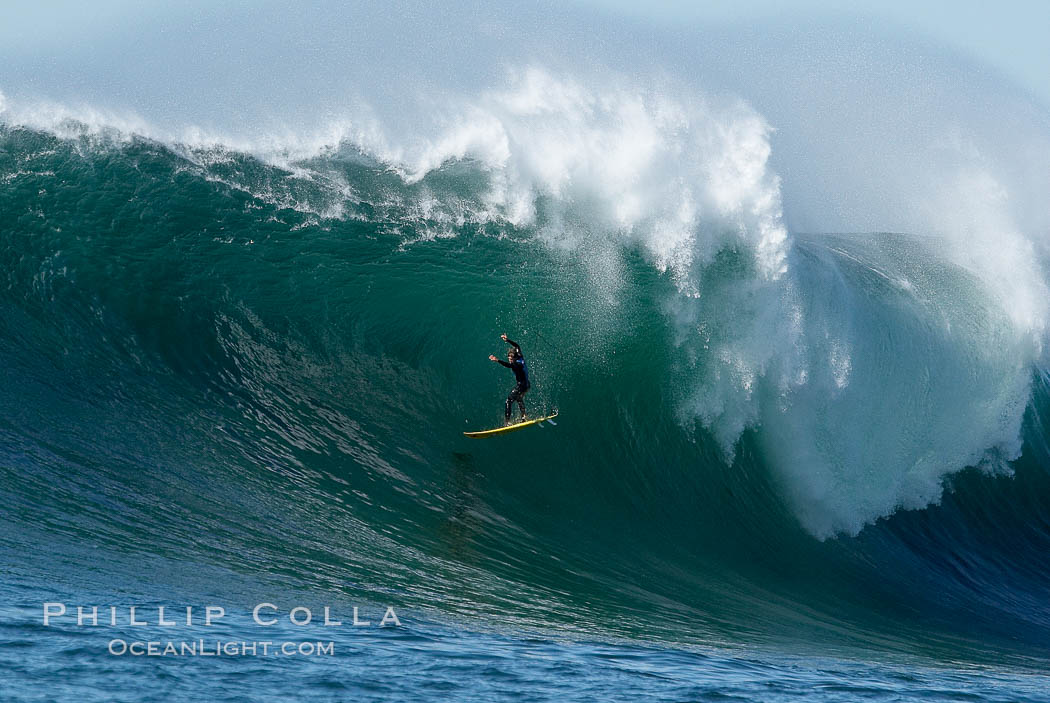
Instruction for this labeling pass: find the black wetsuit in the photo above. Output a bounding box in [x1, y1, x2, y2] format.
[497, 339, 530, 421]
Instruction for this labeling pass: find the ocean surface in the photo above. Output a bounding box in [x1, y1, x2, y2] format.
[2, 6, 1050, 699]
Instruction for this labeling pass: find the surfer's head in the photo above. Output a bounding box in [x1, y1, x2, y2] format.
[508, 348, 522, 361]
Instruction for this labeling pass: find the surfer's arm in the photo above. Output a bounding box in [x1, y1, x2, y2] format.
[489, 354, 513, 368]
[501, 334, 521, 351]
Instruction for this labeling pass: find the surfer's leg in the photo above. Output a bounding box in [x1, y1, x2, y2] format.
[506, 385, 526, 423]
[516, 387, 527, 420]
[505, 388, 517, 422]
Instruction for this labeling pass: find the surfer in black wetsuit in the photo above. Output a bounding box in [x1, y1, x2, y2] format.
[489, 333, 530, 425]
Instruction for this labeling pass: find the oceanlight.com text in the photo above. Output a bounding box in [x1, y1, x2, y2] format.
[108, 639, 335, 657]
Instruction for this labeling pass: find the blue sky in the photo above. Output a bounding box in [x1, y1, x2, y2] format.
[575, 0, 1050, 109]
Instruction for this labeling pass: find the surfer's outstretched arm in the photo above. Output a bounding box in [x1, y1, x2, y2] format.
[489, 354, 513, 368]
[500, 333, 521, 351]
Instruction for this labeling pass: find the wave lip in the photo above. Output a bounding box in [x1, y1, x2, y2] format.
[755, 235, 1039, 537]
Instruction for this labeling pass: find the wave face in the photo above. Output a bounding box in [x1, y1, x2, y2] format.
[2, 58, 1050, 664]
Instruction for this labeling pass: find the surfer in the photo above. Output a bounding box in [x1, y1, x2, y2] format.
[489, 333, 530, 425]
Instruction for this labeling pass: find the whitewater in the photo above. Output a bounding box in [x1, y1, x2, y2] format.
[2, 1, 1050, 701]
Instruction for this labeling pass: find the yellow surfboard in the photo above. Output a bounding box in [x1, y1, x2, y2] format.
[463, 412, 559, 438]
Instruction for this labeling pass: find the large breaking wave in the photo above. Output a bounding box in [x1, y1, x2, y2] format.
[3, 11, 1050, 660]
